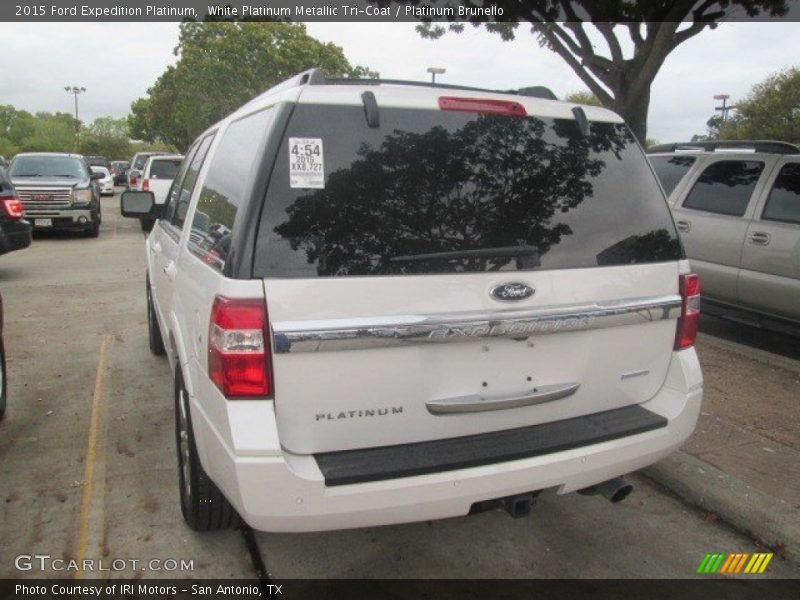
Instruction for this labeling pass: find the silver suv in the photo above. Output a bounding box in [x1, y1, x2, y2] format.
[120, 69, 702, 533]
[648, 141, 800, 336]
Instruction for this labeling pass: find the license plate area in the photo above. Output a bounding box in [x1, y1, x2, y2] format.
[34, 218, 53, 227]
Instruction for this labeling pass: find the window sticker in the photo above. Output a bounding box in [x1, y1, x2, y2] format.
[289, 137, 324, 188]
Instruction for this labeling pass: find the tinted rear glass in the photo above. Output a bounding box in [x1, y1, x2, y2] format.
[763, 163, 800, 224]
[149, 159, 182, 180]
[682, 160, 764, 217]
[134, 154, 152, 170]
[254, 104, 681, 278]
[649, 155, 696, 196]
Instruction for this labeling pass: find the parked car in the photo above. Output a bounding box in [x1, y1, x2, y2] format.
[0, 292, 6, 419]
[121, 69, 702, 533]
[111, 160, 129, 185]
[127, 152, 166, 190]
[136, 154, 184, 231]
[8, 153, 103, 237]
[90, 166, 115, 196]
[648, 140, 800, 336]
[85, 156, 112, 172]
[0, 166, 32, 256]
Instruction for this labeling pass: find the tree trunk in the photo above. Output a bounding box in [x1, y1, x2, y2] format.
[612, 85, 650, 145]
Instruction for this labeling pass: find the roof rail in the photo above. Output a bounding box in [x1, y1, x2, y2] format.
[647, 140, 800, 155]
[319, 76, 558, 101]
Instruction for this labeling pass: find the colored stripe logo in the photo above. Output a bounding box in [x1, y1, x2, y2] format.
[696, 552, 773, 574]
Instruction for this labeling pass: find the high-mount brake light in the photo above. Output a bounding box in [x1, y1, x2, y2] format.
[438, 97, 527, 117]
[675, 274, 700, 350]
[208, 296, 272, 398]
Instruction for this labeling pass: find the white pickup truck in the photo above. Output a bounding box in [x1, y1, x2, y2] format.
[121, 69, 703, 533]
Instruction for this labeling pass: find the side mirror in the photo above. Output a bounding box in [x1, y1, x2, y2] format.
[121, 190, 164, 219]
[90, 171, 105, 180]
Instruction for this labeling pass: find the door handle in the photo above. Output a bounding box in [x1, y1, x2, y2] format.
[748, 231, 771, 246]
[676, 220, 691, 233]
[163, 261, 177, 281]
[426, 382, 580, 415]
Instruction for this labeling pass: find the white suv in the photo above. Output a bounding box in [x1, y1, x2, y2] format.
[121, 69, 703, 533]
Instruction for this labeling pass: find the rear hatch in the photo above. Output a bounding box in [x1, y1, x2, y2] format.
[253, 90, 684, 455]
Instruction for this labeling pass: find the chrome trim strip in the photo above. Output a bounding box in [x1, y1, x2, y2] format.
[426, 382, 581, 415]
[271, 294, 682, 354]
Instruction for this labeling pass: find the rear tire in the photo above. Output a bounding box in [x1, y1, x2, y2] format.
[146, 277, 166, 357]
[175, 370, 240, 531]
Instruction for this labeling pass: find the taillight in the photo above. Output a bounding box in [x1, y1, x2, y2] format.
[142, 179, 149, 191]
[208, 296, 272, 398]
[0, 194, 24, 219]
[675, 274, 700, 350]
[130, 174, 137, 185]
[438, 96, 527, 117]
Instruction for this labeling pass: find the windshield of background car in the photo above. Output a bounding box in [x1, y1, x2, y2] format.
[253, 103, 682, 278]
[149, 159, 182, 180]
[91, 166, 110, 177]
[9, 156, 86, 179]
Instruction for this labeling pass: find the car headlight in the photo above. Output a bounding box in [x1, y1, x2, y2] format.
[72, 188, 93, 204]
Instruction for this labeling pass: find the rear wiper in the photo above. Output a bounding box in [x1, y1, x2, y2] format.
[14, 173, 41, 177]
[390, 246, 540, 262]
[54, 174, 77, 178]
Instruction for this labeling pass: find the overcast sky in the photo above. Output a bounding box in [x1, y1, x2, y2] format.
[1, 21, 797, 142]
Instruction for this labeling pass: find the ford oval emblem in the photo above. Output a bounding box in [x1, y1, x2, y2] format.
[490, 282, 535, 301]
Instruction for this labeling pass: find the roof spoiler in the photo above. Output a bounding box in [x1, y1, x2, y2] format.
[258, 67, 558, 101]
[647, 140, 800, 155]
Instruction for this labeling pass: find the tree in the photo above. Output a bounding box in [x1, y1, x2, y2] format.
[407, 0, 787, 142]
[718, 67, 800, 143]
[130, 22, 376, 150]
[79, 117, 132, 159]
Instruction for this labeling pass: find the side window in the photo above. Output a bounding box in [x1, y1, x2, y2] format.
[188, 108, 275, 273]
[762, 163, 800, 225]
[682, 160, 765, 217]
[649, 155, 696, 196]
[172, 134, 215, 229]
[164, 144, 199, 223]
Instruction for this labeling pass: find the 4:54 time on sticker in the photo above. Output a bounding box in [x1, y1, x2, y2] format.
[290, 142, 321, 157]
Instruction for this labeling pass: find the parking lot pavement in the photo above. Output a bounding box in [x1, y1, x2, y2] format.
[0, 193, 798, 579]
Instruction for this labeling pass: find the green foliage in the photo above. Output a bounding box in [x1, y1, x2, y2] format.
[564, 91, 602, 106]
[79, 117, 132, 159]
[130, 22, 377, 151]
[718, 67, 800, 143]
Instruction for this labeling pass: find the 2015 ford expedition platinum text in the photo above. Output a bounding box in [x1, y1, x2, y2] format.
[120, 69, 703, 533]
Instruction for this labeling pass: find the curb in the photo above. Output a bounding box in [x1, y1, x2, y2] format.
[642, 451, 800, 566]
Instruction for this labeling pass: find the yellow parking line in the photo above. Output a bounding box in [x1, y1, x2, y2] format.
[73, 334, 113, 580]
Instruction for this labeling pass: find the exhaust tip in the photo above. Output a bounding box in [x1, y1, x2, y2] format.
[577, 476, 634, 504]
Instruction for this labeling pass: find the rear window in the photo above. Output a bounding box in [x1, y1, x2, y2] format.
[682, 160, 764, 217]
[649, 155, 696, 196]
[763, 163, 800, 225]
[149, 159, 182, 180]
[254, 104, 682, 278]
[134, 154, 152, 170]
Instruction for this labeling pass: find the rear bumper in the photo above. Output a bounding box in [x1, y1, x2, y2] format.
[0, 220, 32, 254]
[191, 349, 702, 532]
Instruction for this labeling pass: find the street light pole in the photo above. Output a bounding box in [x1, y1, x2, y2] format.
[64, 86, 86, 150]
[713, 94, 731, 122]
[427, 67, 446, 85]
